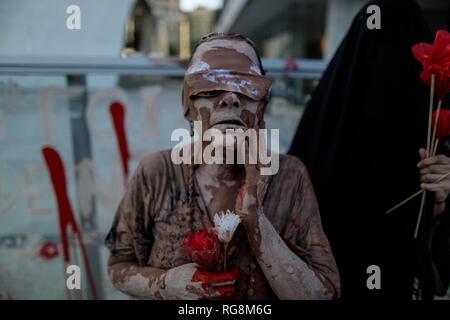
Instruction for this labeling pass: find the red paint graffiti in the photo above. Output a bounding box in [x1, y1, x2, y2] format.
[110, 101, 130, 184]
[42, 146, 98, 299]
[38, 241, 59, 260]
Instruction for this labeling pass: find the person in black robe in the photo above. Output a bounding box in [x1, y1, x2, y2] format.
[289, 0, 450, 299]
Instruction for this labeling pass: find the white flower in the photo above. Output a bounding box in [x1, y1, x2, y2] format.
[213, 210, 241, 244]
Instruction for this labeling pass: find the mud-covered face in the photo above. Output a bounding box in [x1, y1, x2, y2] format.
[191, 90, 262, 132]
[183, 38, 271, 132]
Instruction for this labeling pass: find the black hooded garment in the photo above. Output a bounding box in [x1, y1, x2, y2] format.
[289, 0, 450, 299]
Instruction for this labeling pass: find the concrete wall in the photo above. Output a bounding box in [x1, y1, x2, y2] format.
[0, 0, 135, 57]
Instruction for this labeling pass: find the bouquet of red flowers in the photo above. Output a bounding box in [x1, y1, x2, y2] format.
[387, 30, 450, 238]
[412, 30, 450, 100]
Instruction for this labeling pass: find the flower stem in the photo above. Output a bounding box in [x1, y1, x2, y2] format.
[415, 74, 435, 239]
[426, 74, 435, 154]
[386, 170, 450, 214]
[430, 100, 443, 157]
[433, 138, 440, 157]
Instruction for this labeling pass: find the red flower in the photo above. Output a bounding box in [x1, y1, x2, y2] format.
[432, 110, 450, 140]
[412, 30, 450, 99]
[184, 228, 221, 270]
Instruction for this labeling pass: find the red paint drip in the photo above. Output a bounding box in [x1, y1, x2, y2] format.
[42, 146, 98, 299]
[38, 241, 59, 260]
[109, 101, 130, 183]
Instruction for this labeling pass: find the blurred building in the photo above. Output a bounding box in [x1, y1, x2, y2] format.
[124, 0, 181, 56]
[217, 0, 326, 59]
[217, 0, 449, 60]
[179, 14, 191, 58]
[188, 7, 217, 52]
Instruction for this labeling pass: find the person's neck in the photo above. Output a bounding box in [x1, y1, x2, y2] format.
[196, 163, 244, 181]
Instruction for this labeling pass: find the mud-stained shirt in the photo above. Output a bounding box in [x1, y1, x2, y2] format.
[105, 149, 340, 299]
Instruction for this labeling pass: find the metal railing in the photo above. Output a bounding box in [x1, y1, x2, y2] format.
[0, 56, 325, 78]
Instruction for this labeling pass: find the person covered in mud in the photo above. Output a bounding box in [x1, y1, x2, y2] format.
[105, 33, 340, 300]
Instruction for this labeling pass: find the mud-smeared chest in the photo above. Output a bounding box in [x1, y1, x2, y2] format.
[147, 188, 215, 269]
[147, 192, 194, 269]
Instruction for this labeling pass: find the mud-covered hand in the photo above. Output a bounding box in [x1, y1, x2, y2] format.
[162, 263, 239, 300]
[235, 138, 260, 225]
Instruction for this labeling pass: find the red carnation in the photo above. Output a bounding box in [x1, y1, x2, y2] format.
[432, 109, 450, 140]
[184, 228, 221, 270]
[412, 29, 450, 99]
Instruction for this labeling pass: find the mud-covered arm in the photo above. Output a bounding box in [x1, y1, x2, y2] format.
[107, 257, 167, 299]
[107, 255, 205, 300]
[105, 163, 170, 299]
[237, 163, 340, 300]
